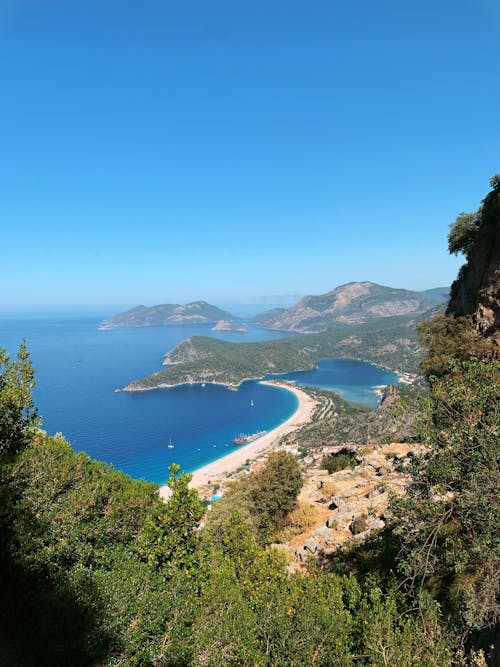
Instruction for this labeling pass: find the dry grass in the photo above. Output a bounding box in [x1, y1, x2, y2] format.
[318, 482, 339, 499]
[274, 501, 321, 542]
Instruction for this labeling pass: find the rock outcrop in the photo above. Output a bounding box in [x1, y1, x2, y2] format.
[447, 177, 500, 346]
[276, 443, 422, 569]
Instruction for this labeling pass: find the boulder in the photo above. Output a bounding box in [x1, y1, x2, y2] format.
[368, 518, 385, 531]
[350, 514, 369, 535]
[312, 526, 333, 540]
[294, 548, 305, 562]
[305, 538, 317, 554]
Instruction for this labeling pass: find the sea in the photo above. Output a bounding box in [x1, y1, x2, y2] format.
[0, 312, 400, 486]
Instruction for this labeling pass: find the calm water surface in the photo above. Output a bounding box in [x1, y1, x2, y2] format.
[280, 358, 400, 408]
[0, 314, 399, 484]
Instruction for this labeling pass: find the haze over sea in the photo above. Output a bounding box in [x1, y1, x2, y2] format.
[1, 312, 399, 486]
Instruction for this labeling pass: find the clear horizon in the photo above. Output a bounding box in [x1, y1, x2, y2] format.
[0, 280, 451, 317]
[2, 1, 498, 310]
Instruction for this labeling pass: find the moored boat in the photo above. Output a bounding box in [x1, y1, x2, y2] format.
[233, 431, 266, 445]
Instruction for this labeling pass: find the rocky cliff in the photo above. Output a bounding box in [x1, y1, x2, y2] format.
[447, 176, 500, 345]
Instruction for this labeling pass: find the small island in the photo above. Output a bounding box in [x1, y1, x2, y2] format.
[99, 301, 235, 328]
[211, 320, 248, 332]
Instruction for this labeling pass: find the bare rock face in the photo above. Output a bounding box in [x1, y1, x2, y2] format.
[447, 179, 500, 345]
[276, 443, 421, 568]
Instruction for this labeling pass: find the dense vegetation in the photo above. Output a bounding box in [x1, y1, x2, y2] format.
[321, 448, 358, 473]
[293, 382, 426, 448]
[0, 393, 452, 665]
[127, 310, 429, 390]
[1, 177, 498, 665]
[2, 329, 497, 665]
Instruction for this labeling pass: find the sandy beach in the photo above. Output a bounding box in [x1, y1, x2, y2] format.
[159, 381, 316, 500]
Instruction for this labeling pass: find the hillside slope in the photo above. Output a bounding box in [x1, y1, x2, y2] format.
[124, 312, 428, 390]
[253, 281, 445, 332]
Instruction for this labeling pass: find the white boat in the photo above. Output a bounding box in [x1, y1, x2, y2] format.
[167, 437, 174, 449]
[250, 399, 254, 407]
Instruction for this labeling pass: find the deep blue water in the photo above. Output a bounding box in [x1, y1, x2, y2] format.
[280, 358, 400, 408]
[0, 314, 399, 485]
[0, 315, 299, 485]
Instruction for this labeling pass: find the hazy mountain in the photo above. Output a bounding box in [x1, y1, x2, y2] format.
[100, 301, 234, 328]
[251, 307, 287, 324]
[252, 281, 445, 332]
[419, 287, 450, 303]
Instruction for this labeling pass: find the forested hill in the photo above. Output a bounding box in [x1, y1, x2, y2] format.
[100, 301, 234, 328]
[125, 311, 428, 390]
[251, 281, 447, 332]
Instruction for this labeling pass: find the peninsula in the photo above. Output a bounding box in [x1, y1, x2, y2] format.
[124, 310, 432, 391]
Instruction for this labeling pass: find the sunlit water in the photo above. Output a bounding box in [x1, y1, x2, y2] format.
[1, 314, 399, 484]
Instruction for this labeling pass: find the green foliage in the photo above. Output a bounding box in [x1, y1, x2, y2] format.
[349, 580, 450, 667]
[250, 451, 303, 537]
[448, 212, 479, 256]
[394, 358, 499, 634]
[489, 173, 500, 189]
[321, 448, 357, 473]
[448, 175, 500, 258]
[206, 451, 303, 544]
[128, 311, 428, 390]
[92, 551, 197, 665]
[204, 478, 258, 544]
[138, 463, 204, 577]
[0, 414, 457, 666]
[0, 341, 40, 459]
[294, 383, 425, 451]
[5, 431, 160, 573]
[418, 314, 494, 378]
[0, 430, 177, 666]
[190, 543, 450, 667]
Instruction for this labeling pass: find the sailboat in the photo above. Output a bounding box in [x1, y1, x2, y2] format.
[250, 399, 254, 407]
[167, 437, 174, 449]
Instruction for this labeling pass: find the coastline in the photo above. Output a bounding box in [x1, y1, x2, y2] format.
[159, 380, 317, 500]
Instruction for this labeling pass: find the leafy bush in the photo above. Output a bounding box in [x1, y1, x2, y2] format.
[394, 358, 500, 634]
[0, 341, 40, 459]
[321, 448, 357, 473]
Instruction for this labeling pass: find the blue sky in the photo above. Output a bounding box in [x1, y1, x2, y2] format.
[1, 0, 499, 311]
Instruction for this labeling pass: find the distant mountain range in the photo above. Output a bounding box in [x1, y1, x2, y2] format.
[101, 283, 449, 331]
[251, 282, 449, 332]
[100, 301, 233, 328]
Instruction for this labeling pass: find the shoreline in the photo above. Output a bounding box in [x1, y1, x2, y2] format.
[121, 367, 318, 393]
[159, 380, 317, 500]
[123, 357, 417, 394]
